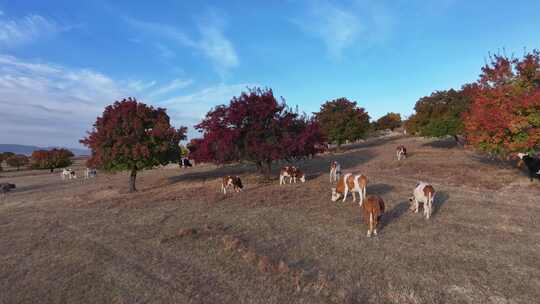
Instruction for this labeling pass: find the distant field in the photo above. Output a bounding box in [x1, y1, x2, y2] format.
[1, 135, 539, 304]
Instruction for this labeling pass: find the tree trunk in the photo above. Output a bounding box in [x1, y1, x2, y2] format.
[129, 168, 137, 193]
[265, 160, 272, 175]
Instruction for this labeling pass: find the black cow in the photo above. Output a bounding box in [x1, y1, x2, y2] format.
[0, 183, 16, 199]
[180, 158, 193, 168]
[517, 153, 540, 181]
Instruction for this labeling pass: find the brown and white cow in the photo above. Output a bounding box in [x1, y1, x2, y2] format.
[221, 176, 244, 194]
[362, 195, 385, 237]
[279, 166, 306, 185]
[396, 145, 407, 160]
[409, 182, 435, 219]
[331, 173, 368, 206]
[329, 160, 341, 183]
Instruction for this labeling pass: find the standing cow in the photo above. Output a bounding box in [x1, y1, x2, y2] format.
[329, 161, 341, 183]
[279, 166, 306, 185]
[222, 176, 243, 194]
[331, 173, 368, 206]
[362, 195, 385, 237]
[396, 145, 407, 160]
[409, 182, 436, 219]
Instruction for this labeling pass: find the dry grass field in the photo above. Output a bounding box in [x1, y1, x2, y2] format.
[1, 135, 539, 304]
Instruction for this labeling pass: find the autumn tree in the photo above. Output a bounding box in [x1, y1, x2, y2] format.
[80, 98, 187, 192]
[405, 89, 471, 140]
[314, 98, 370, 147]
[375, 112, 402, 130]
[189, 88, 326, 173]
[6, 154, 29, 171]
[463, 51, 540, 155]
[31, 148, 74, 172]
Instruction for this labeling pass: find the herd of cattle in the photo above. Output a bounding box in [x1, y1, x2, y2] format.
[220, 145, 540, 237]
[1, 144, 540, 234]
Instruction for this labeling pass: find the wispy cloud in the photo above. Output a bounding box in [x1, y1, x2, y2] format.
[0, 54, 127, 146]
[292, 0, 394, 58]
[0, 54, 252, 145]
[148, 78, 193, 98]
[124, 9, 239, 74]
[0, 13, 63, 48]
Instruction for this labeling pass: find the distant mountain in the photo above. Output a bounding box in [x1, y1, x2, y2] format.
[0, 144, 90, 156]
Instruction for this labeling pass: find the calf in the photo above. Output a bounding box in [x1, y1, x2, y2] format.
[222, 176, 243, 194]
[279, 166, 306, 185]
[361, 195, 385, 237]
[331, 173, 368, 206]
[396, 145, 407, 160]
[517, 153, 540, 181]
[329, 160, 341, 183]
[409, 182, 436, 219]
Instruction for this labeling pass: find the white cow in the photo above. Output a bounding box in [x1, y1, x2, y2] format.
[61, 168, 77, 180]
[409, 182, 436, 219]
[84, 168, 97, 179]
[329, 161, 341, 183]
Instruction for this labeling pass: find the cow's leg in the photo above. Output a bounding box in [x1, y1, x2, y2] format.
[426, 199, 432, 219]
[367, 212, 373, 237]
[279, 175, 284, 185]
[414, 199, 419, 213]
[342, 187, 349, 203]
[222, 184, 226, 194]
[352, 191, 356, 203]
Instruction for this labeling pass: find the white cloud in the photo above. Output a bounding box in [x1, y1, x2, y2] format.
[0, 54, 128, 147]
[0, 54, 253, 146]
[292, 0, 394, 58]
[0, 14, 62, 48]
[124, 11, 239, 74]
[148, 78, 193, 98]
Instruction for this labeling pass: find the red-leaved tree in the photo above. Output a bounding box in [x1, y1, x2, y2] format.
[31, 148, 74, 172]
[189, 88, 326, 173]
[6, 154, 29, 171]
[80, 98, 187, 192]
[463, 51, 540, 155]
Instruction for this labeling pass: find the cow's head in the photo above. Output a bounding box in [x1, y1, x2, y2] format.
[331, 188, 341, 202]
[408, 196, 415, 211]
[299, 174, 306, 183]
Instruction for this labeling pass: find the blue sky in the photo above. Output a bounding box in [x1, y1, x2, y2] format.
[0, 0, 539, 148]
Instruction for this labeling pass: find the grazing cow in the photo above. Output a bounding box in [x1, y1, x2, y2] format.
[221, 176, 243, 194]
[0, 183, 16, 198]
[409, 182, 436, 219]
[331, 173, 368, 206]
[362, 195, 385, 237]
[279, 166, 306, 185]
[85, 168, 97, 179]
[396, 145, 407, 160]
[517, 152, 540, 181]
[329, 160, 341, 183]
[179, 157, 193, 168]
[61, 168, 77, 180]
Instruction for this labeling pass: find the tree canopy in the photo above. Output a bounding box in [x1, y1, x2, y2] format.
[189, 87, 326, 173]
[314, 98, 370, 147]
[31, 148, 74, 172]
[463, 51, 540, 155]
[405, 89, 471, 138]
[6, 154, 29, 171]
[374, 112, 402, 131]
[80, 97, 187, 192]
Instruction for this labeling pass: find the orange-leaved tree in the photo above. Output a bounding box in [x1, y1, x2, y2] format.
[463, 51, 540, 155]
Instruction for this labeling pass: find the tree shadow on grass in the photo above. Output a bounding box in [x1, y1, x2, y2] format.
[422, 137, 459, 149]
